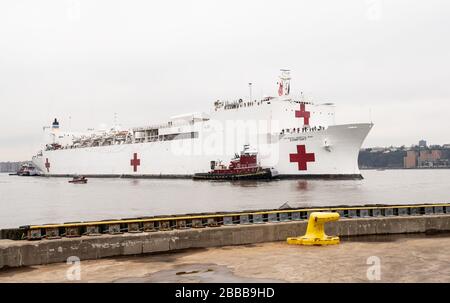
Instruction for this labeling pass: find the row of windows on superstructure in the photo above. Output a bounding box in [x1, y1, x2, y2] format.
[129, 131, 199, 143]
[45, 132, 199, 151]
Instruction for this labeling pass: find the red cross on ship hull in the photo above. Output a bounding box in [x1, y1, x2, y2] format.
[289, 145, 315, 171]
[295, 103, 310, 126]
[45, 158, 50, 172]
[130, 153, 141, 172]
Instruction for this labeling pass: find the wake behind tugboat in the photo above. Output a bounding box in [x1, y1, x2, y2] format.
[193, 145, 276, 181]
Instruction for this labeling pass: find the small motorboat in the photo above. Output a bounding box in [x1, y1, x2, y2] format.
[68, 176, 88, 184]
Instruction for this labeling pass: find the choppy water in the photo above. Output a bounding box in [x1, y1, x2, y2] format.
[0, 170, 449, 228]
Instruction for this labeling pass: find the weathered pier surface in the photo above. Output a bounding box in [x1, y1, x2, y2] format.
[1, 215, 449, 269]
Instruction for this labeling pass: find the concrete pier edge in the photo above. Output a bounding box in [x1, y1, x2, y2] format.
[1, 215, 449, 269]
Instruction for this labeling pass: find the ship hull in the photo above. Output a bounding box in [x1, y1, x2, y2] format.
[32, 123, 372, 179]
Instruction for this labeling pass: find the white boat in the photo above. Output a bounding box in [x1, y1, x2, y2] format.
[32, 70, 372, 179]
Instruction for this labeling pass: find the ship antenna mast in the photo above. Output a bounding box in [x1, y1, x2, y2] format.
[248, 82, 252, 102]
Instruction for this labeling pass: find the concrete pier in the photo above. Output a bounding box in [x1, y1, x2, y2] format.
[1, 215, 449, 269]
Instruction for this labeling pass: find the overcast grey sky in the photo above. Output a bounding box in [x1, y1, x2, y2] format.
[1, 0, 449, 161]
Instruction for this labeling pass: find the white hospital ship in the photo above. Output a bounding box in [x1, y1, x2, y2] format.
[32, 70, 373, 179]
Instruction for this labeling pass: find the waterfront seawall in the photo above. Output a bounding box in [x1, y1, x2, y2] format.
[1, 215, 450, 269]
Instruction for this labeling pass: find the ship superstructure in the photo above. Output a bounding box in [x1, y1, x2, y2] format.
[32, 70, 372, 179]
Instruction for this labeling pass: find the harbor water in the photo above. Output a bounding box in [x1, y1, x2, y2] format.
[0, 170, 449, 229]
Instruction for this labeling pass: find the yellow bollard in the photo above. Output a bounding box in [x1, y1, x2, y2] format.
[287, 212, 340, 246]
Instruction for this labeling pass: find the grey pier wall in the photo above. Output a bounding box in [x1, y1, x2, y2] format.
[1, 215, 450, 269]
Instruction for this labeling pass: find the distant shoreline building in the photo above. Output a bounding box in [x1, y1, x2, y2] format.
[404, 149, 447, 168]
[404, 151, 417, 169]
[359, 140, 450, 169]
[402, 140, 449, 169]
[418, 139, 427, 148]
[0, 162, 25, 173]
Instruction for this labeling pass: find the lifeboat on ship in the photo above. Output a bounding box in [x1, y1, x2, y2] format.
[193, 145, 276, 181]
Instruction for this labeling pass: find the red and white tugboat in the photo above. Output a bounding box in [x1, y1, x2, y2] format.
[16, 163, 41, 176]
[193, 145, 276, 180]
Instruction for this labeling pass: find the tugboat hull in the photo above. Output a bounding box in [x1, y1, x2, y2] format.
[193, 168, 273, 181]
[68, 180, 88, 184]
